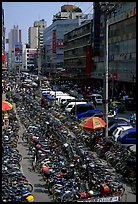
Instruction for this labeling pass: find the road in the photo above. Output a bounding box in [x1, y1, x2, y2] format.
[14, 103, 136, 202]
[15, 105, 53, 202]
[96, 104, 134, 121]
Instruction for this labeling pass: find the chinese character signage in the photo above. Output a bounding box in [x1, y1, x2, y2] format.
[52, 30, 56, 53]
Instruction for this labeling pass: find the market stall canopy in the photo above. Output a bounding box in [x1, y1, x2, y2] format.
[76, 109, 103, 119]
[2, 101, 13, 111]
[79, 116, 106, 130]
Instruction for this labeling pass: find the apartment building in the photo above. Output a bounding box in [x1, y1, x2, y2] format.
[63, 2, 136, 96]
[43, 18, 80, 76]
[64, 19, 93, 81]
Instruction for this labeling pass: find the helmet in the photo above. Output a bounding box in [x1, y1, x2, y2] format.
[21, 188, 30, 197]
[36, 144, 42, 149]
[26, 195, 34, 202]
[70, 163, 75, 168]
[88, 190, 94, 196]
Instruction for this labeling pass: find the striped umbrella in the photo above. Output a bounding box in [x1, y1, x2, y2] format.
[2, 101, 13, 111]
[79, 116, 106, 130]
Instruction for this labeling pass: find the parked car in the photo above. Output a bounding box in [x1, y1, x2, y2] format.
[108, 122, 132, 136]
[108, 117, 129, 127]
[117, 128, 136, 147]
[112, 125, 133, 141]
[76, 109, 103, 119]
[70, 103, 94, 115]
[89, 94, 103, 105]
[124, 97, 136, 111]
[109, 101, 125, 113]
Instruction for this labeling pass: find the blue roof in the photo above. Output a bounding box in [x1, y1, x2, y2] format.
[42, 93, 55, 100]
[76, 109, 102, 118]
[47, 95, 55, 100]
[42, 93, 49, 97]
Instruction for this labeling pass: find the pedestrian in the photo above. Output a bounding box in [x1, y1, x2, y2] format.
[129, 113, 134, 124]
[93, 98, 96, 109]
[114, 107, 118, 116]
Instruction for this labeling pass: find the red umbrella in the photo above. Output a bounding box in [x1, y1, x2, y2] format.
[79, 116, 106, 130]
[2, 101, 13, 111]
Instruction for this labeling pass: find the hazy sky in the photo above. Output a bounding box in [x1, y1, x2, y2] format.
[2, 2, 93, 46]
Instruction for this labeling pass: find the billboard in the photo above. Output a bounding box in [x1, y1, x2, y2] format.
[15, 43, 22, 63]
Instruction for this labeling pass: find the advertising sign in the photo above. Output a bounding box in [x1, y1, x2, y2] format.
[52, 30, 56, 53]
[14, 43, 22, 63]
[86, 47, 92, 77]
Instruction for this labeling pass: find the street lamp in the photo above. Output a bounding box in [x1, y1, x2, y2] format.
[100, 2, 118, 137]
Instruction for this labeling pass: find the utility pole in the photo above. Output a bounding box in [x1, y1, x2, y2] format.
[38, 30, 42, 97]
[105, 17, 109, 138]
[100, 2, 118, 137]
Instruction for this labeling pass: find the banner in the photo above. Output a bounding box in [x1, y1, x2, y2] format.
[52, 30, 56, 53]
[86, 47, 92, 77]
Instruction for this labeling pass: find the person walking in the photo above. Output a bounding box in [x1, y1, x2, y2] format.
[113, 107, 118, 117]
[93, 98, 97, 109]
[129, 113, 134, 125]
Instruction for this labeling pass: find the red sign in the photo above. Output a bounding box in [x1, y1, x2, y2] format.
[134, 7, 136, 16]
[110, 73, 118, 80]
[2, 53, 5, 62]
[52, 30, 56, 53]
[57, 42, 64, 46]
[86, 47, 92, 77]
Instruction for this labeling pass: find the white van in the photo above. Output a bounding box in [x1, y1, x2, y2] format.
[112, 125, 133, 141]
[65, 101, 87, 113]
[59, 96, 76, 106]
[91, 94, 103, 104]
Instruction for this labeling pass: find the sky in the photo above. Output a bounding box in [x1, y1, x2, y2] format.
[2, 2, 93, 48]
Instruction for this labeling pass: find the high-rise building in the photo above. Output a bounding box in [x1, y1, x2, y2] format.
[28, 19, 46, 49]
[8, 25, 22, 71]
[53, 4, 83, 22]
[2, 8, 6, 70]
[28, 27, 38, 49]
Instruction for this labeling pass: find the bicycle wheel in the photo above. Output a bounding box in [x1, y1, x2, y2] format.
[24, 183, 33, 192]
[22, 135, 28, 143]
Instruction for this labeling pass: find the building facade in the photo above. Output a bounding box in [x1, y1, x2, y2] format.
[28, 19, 46, 73]
[93, 2, 136, 97]
[64, 19, 93, 81]
[63, 2, 136, 97]
[53, 4, 83, 22]
[43, 18, 80, 76]
[2, 8, 6, 70]
[28, 27, 38, 49]
[8, 25, 22, 72]
[28, 19, 46, 49]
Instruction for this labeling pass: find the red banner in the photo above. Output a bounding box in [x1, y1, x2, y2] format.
[86, 47, 92, 77]
[2, 53, 5, 62]
[52, 30, 56, 53]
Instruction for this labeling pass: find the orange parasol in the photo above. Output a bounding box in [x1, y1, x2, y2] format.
[2, 101, 13, 111]
[79, 116, 106, 130]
